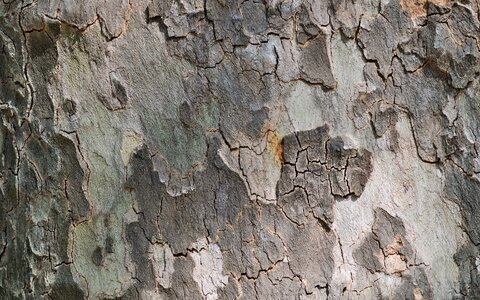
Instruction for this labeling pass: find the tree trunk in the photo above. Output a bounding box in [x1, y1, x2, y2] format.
[1, 0, 479, 298]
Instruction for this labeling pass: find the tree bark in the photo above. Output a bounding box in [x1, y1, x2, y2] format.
[1, 0, 480, 298]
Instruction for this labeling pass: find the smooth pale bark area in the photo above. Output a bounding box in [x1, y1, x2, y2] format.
[1, 0, 480, 299]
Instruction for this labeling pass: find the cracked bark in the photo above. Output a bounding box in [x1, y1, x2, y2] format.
[1, 0, 480, 299]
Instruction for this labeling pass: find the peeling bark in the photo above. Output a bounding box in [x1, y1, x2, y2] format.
[1, 0, 480, 298]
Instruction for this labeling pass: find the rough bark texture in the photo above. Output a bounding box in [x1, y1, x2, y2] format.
[1, 0, 480, 299]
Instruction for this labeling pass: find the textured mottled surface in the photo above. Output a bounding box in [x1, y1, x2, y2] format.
[1, 0, 480, 299]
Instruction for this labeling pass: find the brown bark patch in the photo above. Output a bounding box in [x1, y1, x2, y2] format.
[400, 0, 450, 18]
[267, 131, 284, 165]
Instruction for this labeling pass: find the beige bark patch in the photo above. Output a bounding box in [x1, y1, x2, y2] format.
[190, 239, 228, 300]
[121, 129, 143, 166]
[150, 244, 175, 289]
[414, 287, 426, 300]
[384, 254, 408, 274]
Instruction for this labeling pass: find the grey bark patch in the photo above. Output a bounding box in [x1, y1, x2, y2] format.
[49, 265, 85, 300]
[454, 242, 480, 297]
[240, 1, 268, 37]
[278, 187, 310, 225]
[393, 61, 451, 162]
[372, 208, 414, 260]
[390, 269, 434, 300]
[276, 217, 336, 293]
[445, 164, 480, 245]
[51, 134, 91, 223]
[277, 125, 372, 226]
[109, 71, 129, 109]
[300, 33, 336, 88]
[125, 146, 165, 243]
[26, 29, 58, 121]
[62, 98, 78, 117]
[169, 256, 203, 299]
[91, 246, 104, 266]
[125, 221, 156, 290]
[105, 236, 114, 253]
[371, 102, 399, 138]
[355, 207, 418, 274]
[178, 101, 195, 129]
[217, 276, 240, 299]
[353, 234, 384, 273]
[346, 150, 373, 197]
[354, 208, 433, 296]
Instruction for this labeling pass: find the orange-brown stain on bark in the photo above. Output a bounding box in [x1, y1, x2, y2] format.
[266, 131, 284, 165]
[400, 0, 450, 18]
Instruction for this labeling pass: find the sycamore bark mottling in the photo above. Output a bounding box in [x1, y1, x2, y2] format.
[1, 0, 480, 299]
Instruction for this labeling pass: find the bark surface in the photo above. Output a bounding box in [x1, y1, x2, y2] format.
[1, 0, 480, 299]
